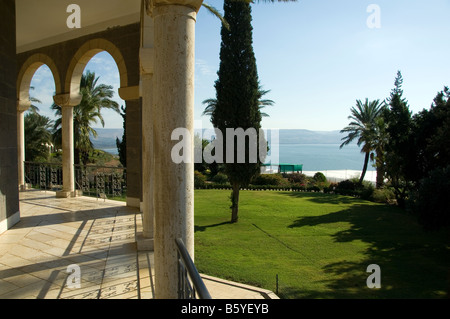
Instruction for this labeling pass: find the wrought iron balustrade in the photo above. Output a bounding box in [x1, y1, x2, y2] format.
[176, 238, 212, 299]
[74, 164, 127, 199]
[23, 162, 127, 199]
[24, 161, 63, 191]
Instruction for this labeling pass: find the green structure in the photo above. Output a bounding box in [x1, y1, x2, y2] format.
[262, 163, 303, 174]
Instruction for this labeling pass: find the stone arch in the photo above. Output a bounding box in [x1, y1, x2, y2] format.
[65, 38, 128, 97]
[17, 53, 61, 103]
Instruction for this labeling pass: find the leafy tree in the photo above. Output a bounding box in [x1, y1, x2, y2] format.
[53, 71, 119, 165]
[116, 105, 127, 167]
[383, 71, 413, 207]
[211, 0, 263, 223]
[340, 98, 385, 185]
[25, 112, 53, 162]
[411, 87, 450, 183]
[409, 165, 450, 231]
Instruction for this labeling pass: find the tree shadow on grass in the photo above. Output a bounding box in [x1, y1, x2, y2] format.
[195, 221, 233, 232]
[286, 191, 368, 205]
[283, 193, 450, 299]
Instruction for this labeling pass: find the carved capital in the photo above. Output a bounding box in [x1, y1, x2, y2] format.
[53, 93, 82, 107]
[145, 0, 203, 14]
[17, 100, 31, 113]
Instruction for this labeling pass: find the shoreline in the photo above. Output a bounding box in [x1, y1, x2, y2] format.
[302, 170, 376, 183]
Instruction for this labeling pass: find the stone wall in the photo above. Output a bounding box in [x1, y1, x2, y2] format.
[0, 0, 20, 233]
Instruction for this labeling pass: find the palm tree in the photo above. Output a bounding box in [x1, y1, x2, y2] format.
[25, 112, 53, 162]
[340, 98, 385, 184]
[52, 70, 120, 165]
[202, 85, 274, 117]
[28, 86, 42, 114]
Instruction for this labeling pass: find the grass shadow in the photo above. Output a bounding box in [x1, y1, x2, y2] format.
[285, 200, 450, 298]
[195, 221, 233, 233]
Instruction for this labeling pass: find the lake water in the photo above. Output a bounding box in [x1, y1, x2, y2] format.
[268, 143, 374, 172]
[101, 143, 374, 172]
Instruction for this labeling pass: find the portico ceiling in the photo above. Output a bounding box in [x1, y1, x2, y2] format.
[16, 0, 141, 53]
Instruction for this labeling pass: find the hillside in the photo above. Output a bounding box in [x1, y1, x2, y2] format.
[92, 128, 347, 153]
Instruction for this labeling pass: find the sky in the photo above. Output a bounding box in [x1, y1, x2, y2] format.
[30, 0, 450, 131]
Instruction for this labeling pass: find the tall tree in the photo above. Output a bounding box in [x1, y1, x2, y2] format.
[340, 98, 385, 184]
[212, 0, 262, 223]
[116, 105, 127, 167]
[203, 85, 274, 118]
[53, 71, 119, 165]
[383, 71, 413, 207]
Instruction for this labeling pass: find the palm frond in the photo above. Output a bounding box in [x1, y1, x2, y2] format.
[202, 2, 230, 30]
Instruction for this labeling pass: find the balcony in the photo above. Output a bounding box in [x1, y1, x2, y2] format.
[0, 190, 278, 299]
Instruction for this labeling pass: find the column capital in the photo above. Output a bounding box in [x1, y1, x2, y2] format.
[146, 0, 203, 15]
[17, 100, 31, 113]
[53, 93, 82, 107]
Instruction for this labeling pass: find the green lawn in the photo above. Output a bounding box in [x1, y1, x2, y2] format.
[194, 189, 449, 299]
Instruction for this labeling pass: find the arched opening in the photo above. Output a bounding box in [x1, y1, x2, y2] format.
[16, 58, 59, 191]
[17, 54, 61, 103]
[60, 40, 129, 200]
[26, 64, 57, 161]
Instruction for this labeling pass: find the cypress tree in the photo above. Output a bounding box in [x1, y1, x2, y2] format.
[212, 0, 262, 223]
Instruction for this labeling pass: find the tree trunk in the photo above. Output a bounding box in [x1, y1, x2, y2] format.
[74, 147, 80, 166]
[231, 182, 240, 223]
[375, 149, 384, 189]
[359, 152, 370, 184]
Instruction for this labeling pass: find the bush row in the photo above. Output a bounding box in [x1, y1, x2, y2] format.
[194, 170, 395, 204]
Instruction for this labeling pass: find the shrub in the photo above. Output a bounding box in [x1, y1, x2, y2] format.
[212, 173, 229, 185]
[372, 188, 396, 204]
[409, 166, 450, 231]
[335, 179, 374, 199]
[251, 174, 289, 187]
[335, 179, 358, 195]
[313, 172, 327, 183]
[285, 173, 308, 185]
[194, 170, 207, 188]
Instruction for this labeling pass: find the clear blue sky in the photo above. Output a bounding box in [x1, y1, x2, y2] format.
[31, 0, 450, 131]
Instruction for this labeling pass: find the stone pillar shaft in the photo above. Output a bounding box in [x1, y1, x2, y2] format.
[61, 105, 75, 195]
[17, 101, 30, 191]
[54, 93, 79, 198]
[152, 4, 197, 299]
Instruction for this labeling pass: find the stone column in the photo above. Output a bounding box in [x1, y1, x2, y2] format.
[151, 0, 200, 299]
[54, 93, 80, 198]
[138, 11, 155, 250]
[17, 100, 30, 191]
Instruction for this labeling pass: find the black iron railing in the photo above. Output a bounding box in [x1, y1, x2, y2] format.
[24, 161, 63, 191]
[23, 162, 127, 200]
[175, 238, 212, 299]
[74, 164, 127, 199]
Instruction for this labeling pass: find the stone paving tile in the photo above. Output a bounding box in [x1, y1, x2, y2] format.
[0, 190, 277, 300]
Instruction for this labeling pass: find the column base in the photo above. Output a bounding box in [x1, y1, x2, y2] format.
[136, 232, 154, 251]
[56, 190, 80, 198]
[19, 184, 30, 191]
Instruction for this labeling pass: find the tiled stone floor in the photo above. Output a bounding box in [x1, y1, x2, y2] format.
[0, 190, 277, 299]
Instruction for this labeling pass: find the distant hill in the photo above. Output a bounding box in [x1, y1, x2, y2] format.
[93, 128, 347, 151]
[196, 128, 345, 145]
[90, 128, 123, 149]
